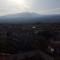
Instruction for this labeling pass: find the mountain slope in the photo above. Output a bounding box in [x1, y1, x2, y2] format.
[0, 12, 60, 24]
[0, 12, 41, 24]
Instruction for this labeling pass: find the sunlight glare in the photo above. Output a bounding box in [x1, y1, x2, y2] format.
[8, 0, 31, 10]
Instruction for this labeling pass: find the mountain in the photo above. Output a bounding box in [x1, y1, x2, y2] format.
[0, 12, 60, 24]
[42, 14, 60, 23]
[0, 12, 41, 24]
[1, 12, 41, 19]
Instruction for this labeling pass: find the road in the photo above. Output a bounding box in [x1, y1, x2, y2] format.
[0, 50, 54, 60]
[10, 50, 54, 60]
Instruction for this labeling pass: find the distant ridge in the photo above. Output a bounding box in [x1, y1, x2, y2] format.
[0, 12, 41, 18]
[0, 12, 60, 24]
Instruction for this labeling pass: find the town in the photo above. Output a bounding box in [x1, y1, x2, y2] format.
[0, 23, 60, 60]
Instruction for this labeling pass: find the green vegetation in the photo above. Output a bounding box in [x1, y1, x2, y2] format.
[0, 35, 16, 54]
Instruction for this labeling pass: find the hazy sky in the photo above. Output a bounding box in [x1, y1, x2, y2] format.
[0, 0, 60, 16]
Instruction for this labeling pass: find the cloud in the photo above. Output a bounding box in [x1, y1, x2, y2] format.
[0, 0, 60, 16]
[42, 8, 60, 14]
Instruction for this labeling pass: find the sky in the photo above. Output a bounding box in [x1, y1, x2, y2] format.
[0, 0, 60, 16]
